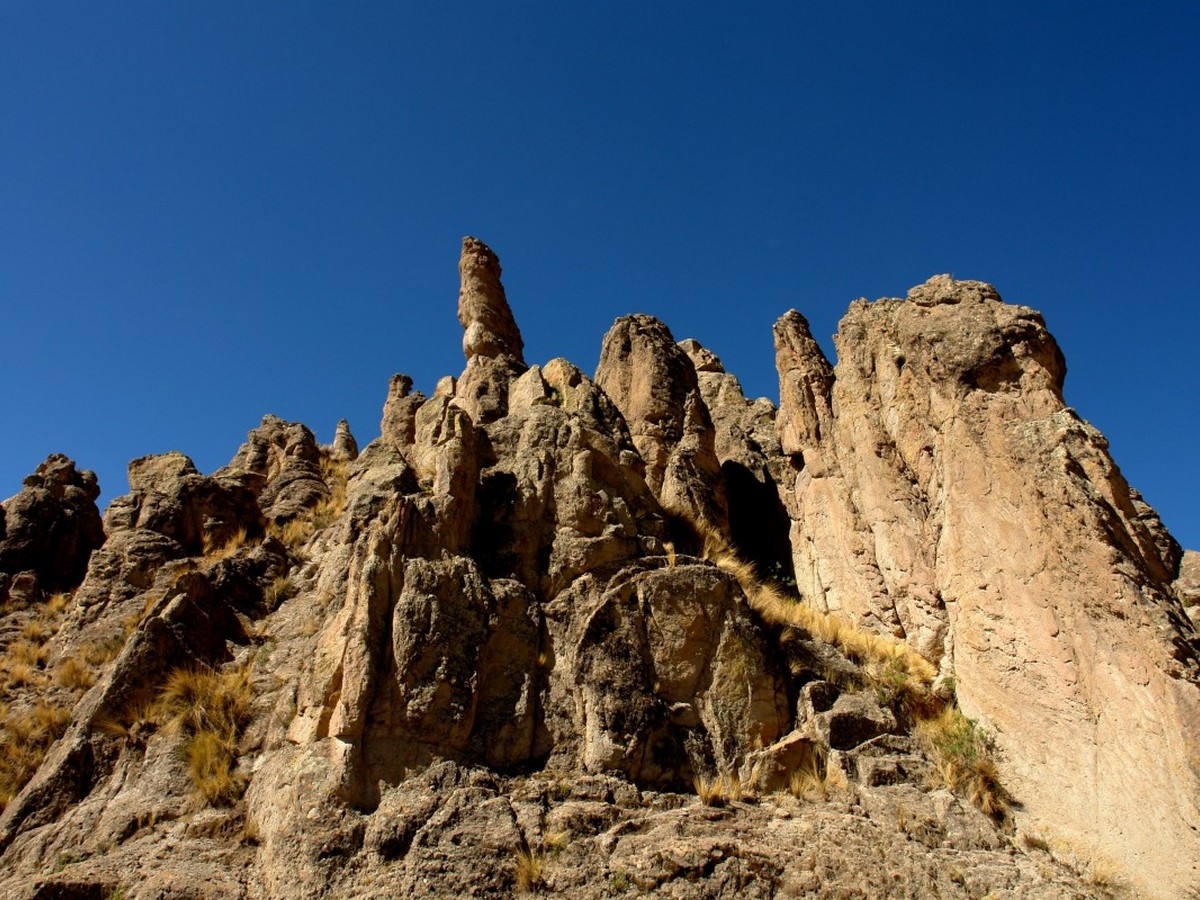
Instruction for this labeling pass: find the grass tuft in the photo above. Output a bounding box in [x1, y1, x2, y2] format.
[157, 663, 253, 805]
[514, 847, 546, 894]
[55, 657, 96, 690]
[916, 706, 1010, 821]
[693, 772, 744, 807]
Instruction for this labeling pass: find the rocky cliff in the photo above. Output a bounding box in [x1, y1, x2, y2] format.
[0, 239, 1196, 899]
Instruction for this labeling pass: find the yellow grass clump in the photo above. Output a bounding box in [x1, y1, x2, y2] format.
[157, 663, 253, 805]
[55, 657, 96, 690]
[695, 520, 937, 685]
[202, 527, 251, 561]
[0, 701, 71, 811]
[514, 847, 546, 894]
[693, 772, 744, 807]
[916, 706, 1010, 821]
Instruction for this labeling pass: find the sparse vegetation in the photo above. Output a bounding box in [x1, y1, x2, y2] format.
[0, 701, 71, 810]
[787, 750, 847, 801]
[203, 526, 251, 561]
[157, 663, 253, 805]
[54, 656, 96, 690]
[682, 513, 1010, 819]
[916, 706, 1009, 821]
[693, 772, 743, 807]
[267, 451, 349, 551]
[514, 846, 546, 893]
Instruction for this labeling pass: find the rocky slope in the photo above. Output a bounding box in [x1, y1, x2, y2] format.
[0, 239, 1196, 899]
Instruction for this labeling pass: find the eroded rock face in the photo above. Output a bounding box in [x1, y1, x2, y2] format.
[0, 249, 1183, 899]
[775, 275, 1200, 897]
[454, 236, 528, 424]
[0, 454, 104, 596]
[596, 315, 728, 530]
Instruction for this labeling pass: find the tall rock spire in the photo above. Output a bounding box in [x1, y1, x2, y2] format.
[457, 236, 525, 365]
[453, 237, 527, 424]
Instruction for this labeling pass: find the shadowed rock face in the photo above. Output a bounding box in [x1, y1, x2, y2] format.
[0, 454, 104, 596]
[774, 274, 1200, 897]
[0, 250, 1194, 899]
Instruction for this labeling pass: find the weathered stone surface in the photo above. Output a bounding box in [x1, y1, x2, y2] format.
[0, 246, 1172, 900]
[0, 454, 104, 594]
[1177, 549, 1200, 620]
[220, 416, 328, 523]
[454, 236, 527, 424]
[681, 337, 794, 580]
[775, 274, 1200, 897]
[329, 418, 358, 461]
[379, 373, 425, 450]
[596, 315, 727, 530]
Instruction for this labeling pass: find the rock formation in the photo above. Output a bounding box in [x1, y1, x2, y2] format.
[775, 275, 1200, 897]
[0, 242, 1195, 899]
[0, 454, 104, 603]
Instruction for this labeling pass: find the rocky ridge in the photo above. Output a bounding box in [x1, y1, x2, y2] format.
[0, 239, 1196, 899]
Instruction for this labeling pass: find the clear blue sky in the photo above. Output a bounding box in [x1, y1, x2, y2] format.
[3, 3, 1198, 551]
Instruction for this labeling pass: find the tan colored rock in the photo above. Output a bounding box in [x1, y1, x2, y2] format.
[379, 373, 425, 450]
[329, 418, 358, 461]
[455, 236, 528, 423]
[596, 315, 727, 529]
[681, 337, 794, 580]
[457, 236, 524, 364]
[775, 274, 1200, 897]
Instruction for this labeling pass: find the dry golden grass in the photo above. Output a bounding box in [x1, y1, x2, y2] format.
[693, 772, 744, 807]
[45, 591, 72, 615]
[21, 619, 52, 643]
[916, 706, 1010, 821]
[694, 520, 937, 685]
[83, 636, 126, 667]
[514, 847, 546, 893]
[267, 454, 349, 550]
[203, 527, 251, 561]
[0, 700, 71, 811]
[787, 752, 848, 801]
[682, 513, 1011, 820]
[157, 663, 253, 805]
[264, 574, 297, 606]
[2, 660, 44, 690]
[54, 657, 96, 690]
[8, 639, 49, 669]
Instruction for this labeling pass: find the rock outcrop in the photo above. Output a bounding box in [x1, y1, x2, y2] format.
[0, 245, 1194, 899]
[0, 454, 105, 602]
[774, 275, 1200, 897]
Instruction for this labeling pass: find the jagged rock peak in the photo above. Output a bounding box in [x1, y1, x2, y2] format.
[905, 273, 1002, 307]
[329, 419, 358, 461]
[457, 236, 525, 365]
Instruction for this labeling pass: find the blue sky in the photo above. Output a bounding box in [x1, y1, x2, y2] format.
[3, 2, 1198, 551]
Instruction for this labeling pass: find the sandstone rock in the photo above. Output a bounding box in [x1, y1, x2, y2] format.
[0, 245, 1169, 900]
[220, 416, 328, 523]
[457, 236, 524, 364]
[681, 337, 794, 580]
[379, 373, 425, 450]
[329, 418, 358, 461]
[117, 451, 264, 555]
[596, 315, 728, 529]
[0, 454, 104, 595]
[1176, 549, 1200, 615]
[774, 274, 1200, 897]
[454, 236, 527, 423]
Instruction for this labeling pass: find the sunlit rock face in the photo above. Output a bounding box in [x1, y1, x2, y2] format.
[0, 247, 1195, 899]
[774, 274, 1200, 897]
